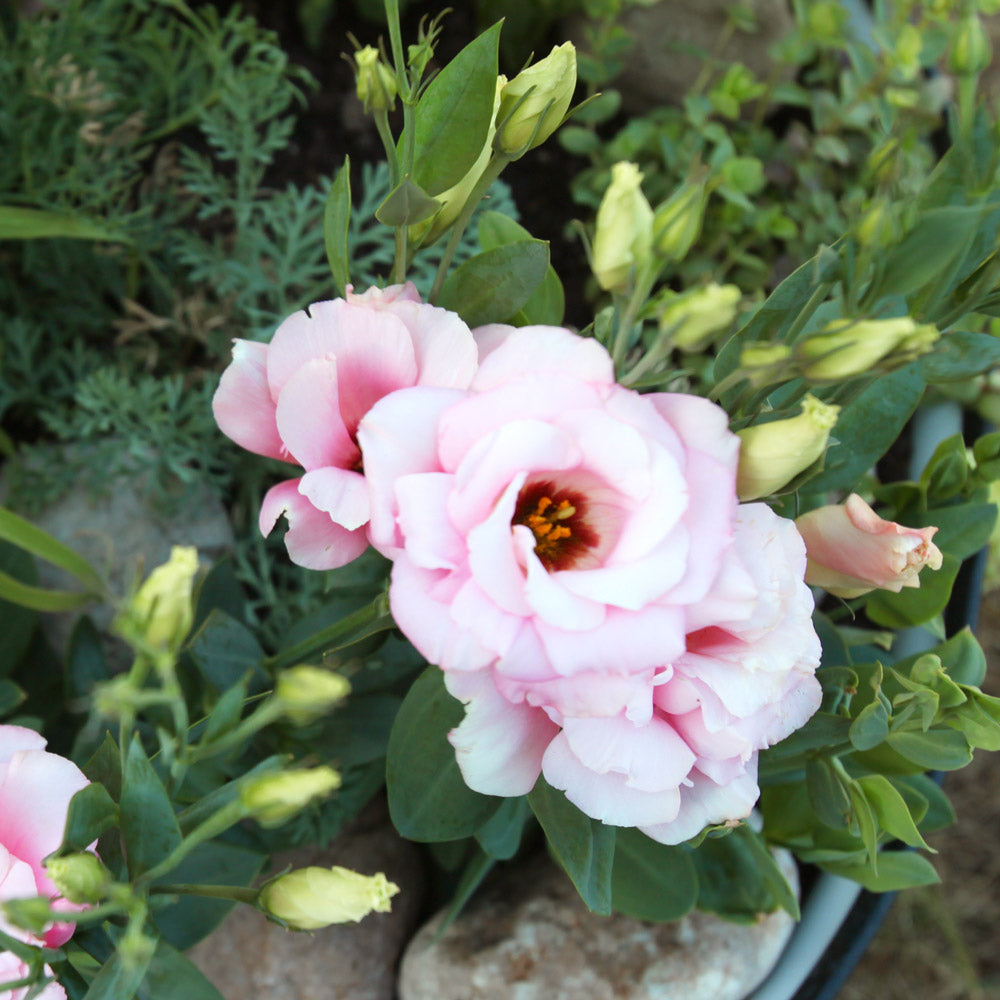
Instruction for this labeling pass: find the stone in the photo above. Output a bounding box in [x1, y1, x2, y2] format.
[187, 800, 426, 1000]
[568, 0, 795, 112]
[398, 849, 798, 1000]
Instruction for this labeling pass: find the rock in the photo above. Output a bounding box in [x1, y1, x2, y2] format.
[398, 849, 798, 1000]
[569, 0, 795, 112]
[187, 801, 426, 1000]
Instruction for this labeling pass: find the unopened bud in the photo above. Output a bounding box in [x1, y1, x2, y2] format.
[496, 42, 576, 156]
[276, 666, 351, 725]
[127, 546, 198, 652]
[652, 179, 708, 262]
[736, 395, 840, 500]
[355, 45, 397, 112]
[798, 317, 939, 381]
[45, 853, 109, 904]
[591, 162, 653, 292]
[950, 13, 992, 76]
[659, 283, 741, 352]
[261, 865, 399, 929]
[241, 767, 341, 828]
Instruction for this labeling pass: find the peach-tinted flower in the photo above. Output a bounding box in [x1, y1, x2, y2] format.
[212, 283, 477, 569]
[796, 493, 943, 599]
[359, 326, 820, 843]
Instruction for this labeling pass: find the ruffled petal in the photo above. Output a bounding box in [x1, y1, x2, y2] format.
[298, 467, 370, 531]
[212, 340, 286, 461]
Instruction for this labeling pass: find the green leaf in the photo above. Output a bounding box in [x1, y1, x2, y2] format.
[895, 774, 955, 832]
[885, 729, 972, 770]
[67, 616, 110, 699]
[120, 736, 182, 878]
[806, 364, 925, 494]
[824, 850, 940, 891]
[137, 939, 224, 1000]
[151, 841, 266, 951]
[201, 680, 248, 744]
[920, 502, 997, 561]
[0, 679, 25, 717]
[0, 507, 103, 591]
[848, 781, 879, 865]
[386, 667, 501, 841]
[850, 697, 891, 751]
[865, 554, 960, 629]
[375, 178, 440, 227]
[528, 777, 615, 915]
[475, 796, 530, 861]
[192, 558, 246, 633]
[0, 205, 131, 243]
[409, 22, 502, 195]
[477, 211, 565, 325]
[438, 240, 550, 327]
[60, 783, 119, 854]
[611, 828, 697, 922]
[921, 331, 1000, 382]
[807, 758, 852, 829]
[949, 692, 1000, 750]
[856, 775, 932, 851]
[0, 541, 37, 677]
[0, 571, 95, 612]
[186, 610, 265, 693]
[324, 158, 351, 296]
[82, 949, 153, 1000]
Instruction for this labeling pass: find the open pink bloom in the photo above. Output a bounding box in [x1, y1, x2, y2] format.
[212, 283, 478, 569]
[795, 493, 943, 599]
[359, 326, 821, 844]
[0, 725, 90, 957]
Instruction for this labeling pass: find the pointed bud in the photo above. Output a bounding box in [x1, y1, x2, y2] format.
[261, 865, 399, 929]
[276, 666, 351, 725]
[45, 853, 109, 905]
[591, 162, 654, 293]
[241, 767, 341, 828]
[125, 546, 198, 652]
[659, 283, 741, 352]
[354, 45, 397, 112]
[796, 493, 943, 598]
[798, 317, 939, 381]
[950, 13, 991, 76]
[652, 178, 709, 262]
[496, 42, 576, 156]
[738, 342, 795, 388]
[736, 395, 840, 500]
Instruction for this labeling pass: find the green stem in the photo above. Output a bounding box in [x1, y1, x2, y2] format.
[782, 282, 832, 344]
[261, 592, 393, 673]
[428, 155, 510, 304]
[149, 883, 260, 905]
[611, 266, 660, 374]
[186, 698, 284, 764]
[373, 110, 399, 187]
[384, 0, 410, 100]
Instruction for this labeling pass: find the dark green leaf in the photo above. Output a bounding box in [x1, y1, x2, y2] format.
[375, 178, 440, 227]
[806, 364, 925, 494]
[192, 558, 246, 633]
[807, 758, 852, 829]
[67, 616, 109, 699]
[201, 681, 248, 744]
[438, 240, 550, 327]
[0, 205, 131, 243]
[137, 939, 224, 1000]
[920, 502, 997, 561]
[187, 610, 265, 693]
[611, 828, 697, 922]
[386, 667, 501, 841]
[475, 796, 530, 861]
[60, 783, 118, 853]
[120, 736, 182, 878]
[921, 331, 1000, 383]
[865, 554, 959, 629]
[436, 848, 495, 938]
[82, 949, 152, 1000]
[410, 23, 502, 195]
[0, 679, 25, 716]
[324, 158, 351, 296]
[528, 777, 615, 915]
[0, 541, 37, 677]
[895, 774, 955, 832]
[850, 698, 891, 751]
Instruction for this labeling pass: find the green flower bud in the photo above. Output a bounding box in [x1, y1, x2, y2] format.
[241, 767, 341, 828]
[2, 897, 53, 936]
[496, 42, 576, 156]
[950, 13, 992, 76]
[128, 546, 198, 651]
[591, 162, 654, 293]
[736, 395, 840, 500]
[798, 317, 939, 381]
[261, 865, 399, 930]
[738, 342, 795, 387]
[45, 853, 110, 904]
[659, 283, 741, 352]
[276, 666, 351, 725]
[652, 179, 708, 262]
[355, 45, 397, 112]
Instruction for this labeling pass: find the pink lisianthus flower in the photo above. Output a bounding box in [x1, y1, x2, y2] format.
[359, 325, 821, 844]
[0, 725, 92, 1000]
[795, 493, 944, 599]
[212, 283, 478, 569]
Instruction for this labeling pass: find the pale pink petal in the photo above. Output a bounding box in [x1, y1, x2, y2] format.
[0, 727, 45, 766]
[648, 392, 741, 472]
[258, 479, 367, 570]
[395, 473, 466, 570]
[298, 467, 370, 531]
[447, 577, 525, 667]
[466, 483, 533, 616]
[496, 668, 657, 724]
[446, 671, 558, 796]
[471, 323, 516, 362]
[472, 326, 615, 391]
[273, 358, 358, 470]
[523, 544, 607, 630]
[346, 282, 421, 306]
[392, 301, 478, 388]
[212, 340, 287, 461]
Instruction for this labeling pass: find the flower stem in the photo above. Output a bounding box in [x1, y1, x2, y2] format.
[149, 883, 260, 905]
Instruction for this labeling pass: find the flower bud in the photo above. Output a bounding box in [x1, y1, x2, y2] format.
[276, 666, 351, 725]
[241, 767, 341, 828]
[738, 342, 795, 387]
[2, 897, 53, 936]
[652, 179, 708, 262]
[950, 13, 992, 76]
[260, 865, 399, 929]
[736, 395, 840, 500]
[496, 42, 576, 156]
[354, 45, 397, 112]
[659, 283, 741, 352]
[797, 317, 939, 382]
[591, 162, 654, 293]
[45, 853, 109, 905]
[796, 493, 943, 598]
[128, 546, 198, 651]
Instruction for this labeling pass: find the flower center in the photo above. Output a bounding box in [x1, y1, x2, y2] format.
[512, 480, 597, 572]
